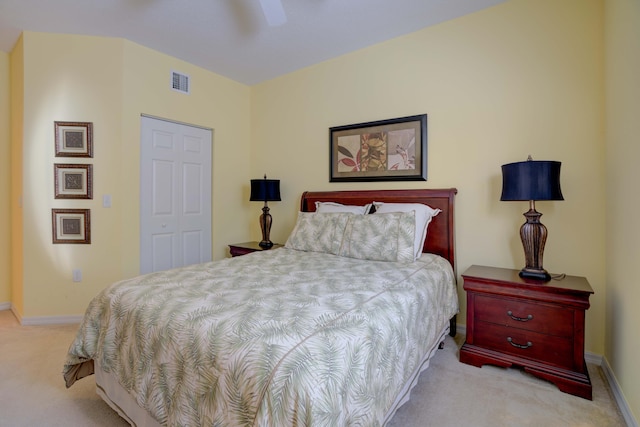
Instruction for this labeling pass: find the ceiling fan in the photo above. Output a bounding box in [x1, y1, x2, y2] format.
[258, 0, 287, 26]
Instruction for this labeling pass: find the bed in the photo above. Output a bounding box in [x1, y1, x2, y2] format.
[63, 188, 458, 426]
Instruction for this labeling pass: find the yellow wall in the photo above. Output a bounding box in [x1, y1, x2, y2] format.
[13, 32, 251, 318]
[605, 0, 640, 421]
[251, 0, 606, 355]
[9, 37, 24, 314]
[0, 51, 10, 304]
[19, 33, 124, 318]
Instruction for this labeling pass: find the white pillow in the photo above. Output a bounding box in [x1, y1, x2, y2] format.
[338, 211, 415, 263]
[372, 202, 441, 260]
[285, 212, 352, 255]
[315, 201, 372, 215]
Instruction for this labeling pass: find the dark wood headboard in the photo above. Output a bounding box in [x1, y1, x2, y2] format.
[300, 188, 457, 272]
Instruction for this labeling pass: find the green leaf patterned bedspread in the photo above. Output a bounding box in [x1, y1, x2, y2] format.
[63, 248, 458, 426]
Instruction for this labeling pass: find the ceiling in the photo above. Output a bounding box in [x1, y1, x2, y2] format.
[0, 0, 506, 85]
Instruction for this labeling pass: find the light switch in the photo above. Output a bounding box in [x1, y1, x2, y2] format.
[103, 194, 112, 208]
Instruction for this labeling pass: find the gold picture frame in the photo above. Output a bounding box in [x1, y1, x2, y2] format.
[330, 114, 427, 182]
[54, 164, 93, 199]
[52, 209, 91, 244]
[55, 121, 93, 157]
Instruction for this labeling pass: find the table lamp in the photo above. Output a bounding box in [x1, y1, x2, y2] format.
[500, 156, 563, 281]
[250, 175, 281, 249]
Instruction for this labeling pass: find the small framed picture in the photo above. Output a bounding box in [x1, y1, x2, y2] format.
[55, 121, 93, 157]
[54, 164, 93, 199]
[52, 209, 91, 244]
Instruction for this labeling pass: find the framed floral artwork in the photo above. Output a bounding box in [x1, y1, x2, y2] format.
[330, 114, 427, 182]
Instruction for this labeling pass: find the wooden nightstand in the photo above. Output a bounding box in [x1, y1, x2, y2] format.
[459, 265, 594, 400]
[228, 241, 283, 257]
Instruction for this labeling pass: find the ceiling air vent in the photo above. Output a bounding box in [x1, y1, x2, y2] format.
[171, 71, 190, 94]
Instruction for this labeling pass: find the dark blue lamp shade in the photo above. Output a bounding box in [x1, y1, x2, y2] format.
[250, 178, 281, 202]
[501, 160, 563, 201]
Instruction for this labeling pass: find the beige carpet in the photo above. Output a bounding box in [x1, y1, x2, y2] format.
[0, 310, 626, 426]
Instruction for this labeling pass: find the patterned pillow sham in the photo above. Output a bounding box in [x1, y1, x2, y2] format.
[285, 212, 352, 255]
[338, 211, 416, 263]
[315, 201, 372, 214]
[372, 202, 441, 260]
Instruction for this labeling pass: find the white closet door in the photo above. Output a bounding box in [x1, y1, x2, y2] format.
[140, 116, 212, 274]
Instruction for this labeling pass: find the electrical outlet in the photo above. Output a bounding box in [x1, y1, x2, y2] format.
[72, 269, 82, 282]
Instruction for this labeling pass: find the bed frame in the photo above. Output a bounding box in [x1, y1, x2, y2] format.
[89, 188, 458, 427]
[300, 188, 458, 335]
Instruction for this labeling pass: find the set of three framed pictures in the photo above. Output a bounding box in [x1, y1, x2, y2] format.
[52, 121, 93, 244]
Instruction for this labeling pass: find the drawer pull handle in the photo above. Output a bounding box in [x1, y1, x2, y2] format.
[507, 310, 533, 322]
[507, 337, 532, 349]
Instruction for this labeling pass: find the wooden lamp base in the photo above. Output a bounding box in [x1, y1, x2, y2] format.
[258, 203, 273, 249]
[519, 201, 550, 282]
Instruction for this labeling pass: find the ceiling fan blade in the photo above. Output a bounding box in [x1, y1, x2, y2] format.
[258, 0, 287, 26]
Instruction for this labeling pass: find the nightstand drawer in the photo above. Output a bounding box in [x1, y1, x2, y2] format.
[475, 321, 573, 369]
[474, 294, 574, 338]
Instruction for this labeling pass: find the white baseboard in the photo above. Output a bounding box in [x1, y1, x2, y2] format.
[585, 351, 602, 366]
[454, 325, 637, 427]
[585, 351, 637, 426]
[455, 324, 467, 340]
[600, 356, 639, 427]
[19, 313, 83, 325]
[4, 304, 82, 325]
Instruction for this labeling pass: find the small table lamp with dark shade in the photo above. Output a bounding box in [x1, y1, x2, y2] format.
[250, 175, 281, 249]
[500, 156, 564, 281]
